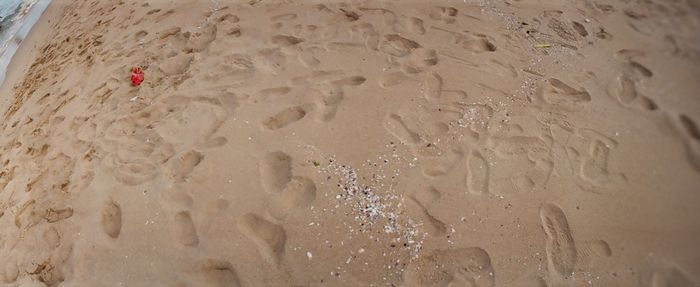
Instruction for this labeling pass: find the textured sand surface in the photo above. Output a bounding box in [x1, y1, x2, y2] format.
[0, 0, 699, 286]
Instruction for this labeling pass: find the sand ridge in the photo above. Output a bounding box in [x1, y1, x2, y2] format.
[0, 0, 698, 286]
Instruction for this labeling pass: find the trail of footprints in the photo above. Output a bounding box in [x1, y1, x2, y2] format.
[0, 0, 697, 285]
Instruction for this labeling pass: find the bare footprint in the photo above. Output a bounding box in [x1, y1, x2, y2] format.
[572, 21, 588, 37]
[408, 187, 446, 237]
[259, 151, 292, 194]
[379, 72, 410, 88]
[255, 86, 291, 102]
[269, 176, 317, 220]
[173, 211, 199, 246]
[381, 34, 421, 57]
[191, 259, 241, 287]
[384, 113, 421, 145]
[237, 213, 286, 264]
[422, 149, 464, 177]
[676, 114, 700, 171]
[406, 17, 425, 35]
[167, 150, 204, 182]
[44, 207, 74, 223]
[543, 78, 591, 108]
[278, 176, 316, 209]
[271, 35, 304, 47]
[650, 266, 697, 287]
[102, 200, 122, 238]
[404, 247, 495, 287]
[105, 155, 158, 186]
[262, 106, 307, 130]
[409, 48, 438, 68]
[423, 72, 443, 101]
[613, 74, 638, 104]
[428, 6, 458, 24]
[579, 136, 625, 187]
[540, 203, 577, 279]
[457, 34, 497, 52]
[298, 49, 320, 67]
[467, 150, 489, 194]
[43, 226, 60, 248]
[160, 53, 194, 76]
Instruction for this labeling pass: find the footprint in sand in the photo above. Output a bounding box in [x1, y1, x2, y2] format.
[190, 259, 241, 287]
[259, 151, 293, 194]
[467, 150, 490, 194]
[407, 187, 446, 237]
[44, 207, 74, 223]
[154, 97, 229, 147]
[255, 86, 291, 102]
[422, 149, 464, 178]
[1, 262, 19, 283]
[166, 150, 204, 182]
[186, 24, 217, 53]
[675, 114, 700, 172]
[160, 53, 194, 76]
[542, 78, 591, 110]
[262, 106, 307, 130]
[609, 72, 657, 111]
[381, 34, 421, 57]
[581, 140, 615, 184]
[428, 6, 458, 24]
[268, 176, 317, 220]
[612, 73, 638, 104]
[405, 48, 438, 72]
[378, 72, 410, 88]
[271, 13, 297, 22]
[540, 203, 577, 279]
[609, 52, 658, 111]
[423, 72, 443, 102]
[547, 17, 579, 42]
[405, 17, 426, 35]
[312, 87, 343, 122]
[577, 129, 626, 187]
[173, 211, 199, 246]
[352, 23, 380, 51]
[312, 75, 366, 122]
[216, 13, 240, 24]
[298, 49, 320, 68]
[270, 35, 304, 47]
[43, 226, 61, 248]
[237, 213, 286, 264]
[404, 247, 495, 287]
[101, 200, 122, 238]
[572, 21, 588, 37]
[649, 265, 698, 287]
[384, 113, 421, 145]
[456, 33, 497, 53]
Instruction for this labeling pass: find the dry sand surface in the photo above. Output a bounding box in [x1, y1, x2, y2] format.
[0, 0, 699, 286]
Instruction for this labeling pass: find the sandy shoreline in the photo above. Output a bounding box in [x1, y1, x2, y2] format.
[0, 0, 48, 86]
[0, 0, 699, 286]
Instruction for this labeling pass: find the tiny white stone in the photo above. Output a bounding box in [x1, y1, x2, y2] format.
[307, 252, 313, 259]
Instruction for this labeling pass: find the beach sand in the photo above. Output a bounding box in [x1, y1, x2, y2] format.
[0, 0, 699, 286]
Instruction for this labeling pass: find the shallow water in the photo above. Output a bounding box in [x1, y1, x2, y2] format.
[0, 0, 48, 86]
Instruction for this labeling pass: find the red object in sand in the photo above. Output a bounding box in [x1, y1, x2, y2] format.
[131, 67, 144, 86]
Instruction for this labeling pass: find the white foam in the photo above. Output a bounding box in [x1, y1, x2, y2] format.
[0, 0, 50, 86]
